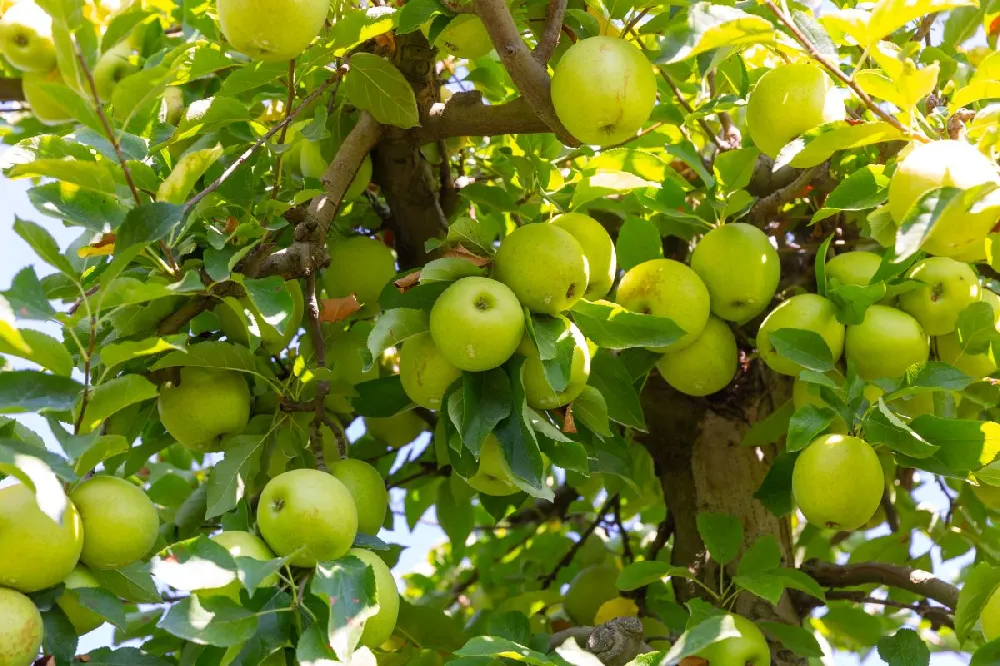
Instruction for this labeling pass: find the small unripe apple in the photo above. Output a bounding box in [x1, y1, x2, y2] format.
[757, 294, 845, 376]
[399, 331, 462, 410]
[195, 531, 278, 600]
[21, 69, 74, 125]
[695, 614, 770, 666]
[218, 278, 304, 355]
[92, 42, 139, 102]
[0, 587, 43, 666]
[563, 564, 619, 625]
[161, 86, 184, 125]
[845, 305, 929, 380]
[323, 235, 396, 314]
[746, 63, 846, 160]
[494, 223, 590, 315]
[465, 435, 519, 496]
[898, 257, 980, 336]
[0, 0, 55, 72]
[690, 223, 780, 324]
[217, 0, 329, 62]
[982, 584, 1000, 641]
[56, 565, 105, 635]
[433, 14, 493, 59]
[551, 36, 656, 146]
[519, 318, 590, 409]
[350, 548, 400, 648]
[0, 482, 83, 592]
[792, 375, 849, 434]
[616, 259, 711, 352]
[328, 458, 388, 535]
[550, 213, 617, 300]
[656, 316, 738, 397]
[71, 475, 159, 570]
[364, 412, 426, 447]
[158, 367, 251, 452]
[429, 277, 525, 372]
[793, 433, 884, 530]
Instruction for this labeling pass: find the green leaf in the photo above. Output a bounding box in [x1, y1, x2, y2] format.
[159, 595, 258, 646]
[862, 400, 939, 458]
[447, 369, 512, 456]
[437, 479, 474, 556]
[116, 202, 185, 251]
[894, 184, 999, 261]
[311, 555, 380, 661]
[329, 6, 398, 54]
[662, 614, 742, 663]
[957, 564, 1000, 642]
[242, 276, 297, 341]
[813, 165, 891, 223]
[572, 171, 657, 210]
[454, 636, 552, 664]
[527, 314, 576, 393]
[67, 434, 129, 476]
[494, 358, 552, 500]
[364, 308, 429, 370]
[419, 257, 487, 284]
[101, 9, 152, 51]
[776, 121, 903, 170]
[343, 53, 419, 129]
[617, 561, 697, 591]
[786, 405, 836, 453]
[877, 628, 930, 666]
[352, 376, 414, 417]
[5, 266, 57, 320]
[205, 433, 268, 518]
[397, 0, 446, 33]
[737, 536, 782, 576]
[112, 65, 174, 125]
[152, 536, 238, 591]
[172, 96, 251, 143]
[90, 562, 162, 603]
[656, 3, 774, 64]
[7, 158, 120, 195]
[828, 282, 887, 325]
[973, 640, 1000, 666]
[85, 647, 173, 666]
[0, 327, 74, 376]
[868, 0, 976, 43]
[14, 218, 76, 277]
[101, 335, 188, 371]
[902, 361, 974, 392]
[743, 399, 794, 447]
[754, 451, 798, 517]
[0, 371, 81, 413]
[768, 329, 835, 372]
[157, 147, 224, 204]
[956, 301, 999, 356]
[571, 300, 685, 351]
[76, 375, 158, 434]
[616, 217, 664, 272]
[42, 608, 78, 665]
[733, 572, 786, 605]
[759, 622, 824, 658]
[70, 587, 128, 629]
[151, 341, 260, 376]
[572, 386, 612, 437]
[911, 416, 1000, 474]
[588, 350, 645, 430]
[696, 512, 743, 565]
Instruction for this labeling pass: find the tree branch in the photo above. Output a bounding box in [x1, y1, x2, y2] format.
[0, 78, 24, 102]
[417, 92, 550, 141]
[824, 591, 954, 630]
[802, 561, 960, 610]
[532, 0, 567, 64]
[541, 494, 618, 588]
[748, 162, 830, 224]
[305, 273, 336, 467]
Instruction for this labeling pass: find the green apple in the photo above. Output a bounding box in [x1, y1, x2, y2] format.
[300, 322, 380, 413]
[494, 223, 589, 315]
[756, 293, 845, 376]
[551, 36, 656, 146]
[299, 141, 326, 179]
[0, 0, 55, 72]
[898, 257, 980, 335]
[328, 458, 388, 535]
[792, 433, 883, 530]
[563, 564, 619, 625]
[433, 14, 493, 60]
[690, 223, 780, 324]
[346, 155, 373, 200]
[519, 318, 590, 409]
[364, 412, 426, 447]
[844, 305, 929, 380]
[429, 277, 525, 372]
[615, 258, 711, 352]
[92, 43, 139, 102]
[0, 587, 42, 666]
[641, 617, 671, 651]
[973, 483, 1000, 512]
[576, 533, 610, 567]
[195, 531, 278, 600]
[21, 69, 74, 125]
[826, 251, 882, 287]
[218, 279, 304, 354]
[982, 584, 1000, 641]
[656, 316, 738, 397]
[888, 140, 1000, 257]
[792, 375, 849, 434]
[257, 468, 358, 566]
[56, 565, 105, 635]
[695, 614, 770, 666]
[350, 548, 400, 648]
[161, 86, 184, 125]
[550, 213, 617, 300]
[0, 482, 83, 592]
[938, 321, 999, 379]
[323, 235, 396, 313]
[465, 435, 519, 496]
[71, 475, 159, 570]
[158, 367, 251, 451]
[746, 63, 846, 160]
[399, 331, 462, 409]
[217, 0, 328, 61]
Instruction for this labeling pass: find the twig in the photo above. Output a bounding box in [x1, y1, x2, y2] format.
[157, 295, 213, 335]
[0, 78, 24, 102]
[532, 0, 567, 64]
[647, 513, 674, 561]
[622, 7, 650, 36]
[801, 560, 960, 609]
[541, 494, 619, 588]
[881, 489, 899, 533]
[613, 497, 634, 564]
[305, 273, 336, 467]
[657, 67, 725, 151]
[825, 591, 954, 629]
[386, 462, 445, 489]
[913, 14, 936, 44]
[67, 285, 100, 316]
[269, 60, 297, 203]
[73, 315, 97, 435]
[747, 162, 829, 224]
[451, 529, 535, 604]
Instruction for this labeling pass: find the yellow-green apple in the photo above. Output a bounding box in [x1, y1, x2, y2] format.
[364, 412, 426, 447]
[218, 279, 304, 354]
[399, 331, 462, 409]
[429, 277, 525, 372]
[550, 36, 656, 146]
[746, 63, 846, 159]
[898, 257, 980, 335]
[56, 565, 104, 635]
[350, 548, 400, 648]
[323, 235, 395, 313]
[328, 458, 388, 535]
[0, 587, 42, 666]
[494, 223, 589, 314]
[161, 86, 184, 125]
[92, 43, 139, 101]
[195, 531, 278, 600]
[158, 367, 251, 451]
[656, 316, 737, 397]
[690, 223, 780, 324]
[70, 475, 159, 570]
[21, 69, 74, 125]
[937, 290, 1000, 377]
[217, 0, 328, 61]
[0, 0, 54, 72]
[345, 155, 373, 200]
[465, 435, 518, 496]
[576, 533, 610, 567]
[564, 564, 619, 625]
[519, 318, 590, 409]
[792, 433, 883, 530]
[825, 251, 882, 287]
[433, 15, 493, 59]
[982, 584, 1000, 641]
[756, 293, 845, 376]
[616, 258, 711, 352]
[694, 614, 771, 666]
[550, 213, 617, 299]
[0, 482, 83, 592]
[845, 305, 929, 380]
[300, 322, 380, 414]
[257, 469, 358, 566]
[888, 140, 1000, 257]
[641, 617, 672, 651]
[302, 143, 372, 199]
[792, 375, 849, 434]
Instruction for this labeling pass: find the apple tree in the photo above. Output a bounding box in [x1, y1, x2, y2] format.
[4, 0, 1000, 663]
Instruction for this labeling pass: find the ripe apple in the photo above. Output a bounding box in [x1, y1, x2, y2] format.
[746, 63, 846, 159]
[328, 458, 388, 535]
[56, 565, 105, 635]
[888, 140, 1000, 257]
[550, 36, 656, 146]
[158, 367, 251, 451]
[519, 318, 590, 409]
[0, 587, 42, 666]
[217, 0, 328, 62]
[690, 223, 780, 324]
[656, 316, 737, 397]
[0, 482, 83, 592]
[695, 614, 770, 666]
[792, 433, 884, 530]
[616, 258, 711, 352]
[364, 412, 426, 447]
[433, 14, 493, 60]
[563, 564, 619, 625]
[257, 468, 358, 566]
[92, 43, 139, 102]
[0, 0, 55, 72]
[71, 475, 159, 570]
[898, 257, 980, 335]
[982, 584, 1000, 641]
[323, 235, 396, 314]
[195, 531, 278, 600]
[792, 376, 849, 434]
[757, 293, 845, 376]
[550, 213, 617, 300]
[218, 278, 304, 354]
[465, 435, 519, 496]
[161, 86, 184, 125]
[844, 305, 929, 380]
[429, 277, 525, 372]
[21, 69, 74, 125]
[494, 223, 590, 315]
[349, 548, 400, 648]
[399, 331, 462, 409]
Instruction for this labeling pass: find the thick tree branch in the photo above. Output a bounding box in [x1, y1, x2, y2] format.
[417, 92, 550, 141]
[824, 591, 954, 630]
[802, 561, 960, 610]
[305, 273, 337, 467]
[472, 0, 578, 145]
[0, 78, 24, 102]
[532, 0, 567, 64]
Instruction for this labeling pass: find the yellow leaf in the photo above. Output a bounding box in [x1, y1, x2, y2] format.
[868, 0, 977, 44]
[951, 80, 1000, 112]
